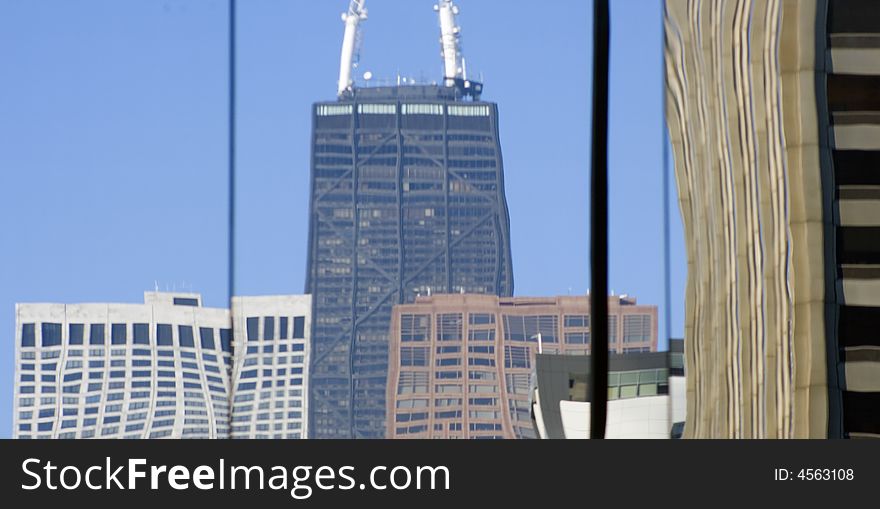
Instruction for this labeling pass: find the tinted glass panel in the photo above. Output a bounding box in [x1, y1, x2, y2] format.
[834, 151, 880, 185]
[68, 324, 84, 345]
[199, 327, 215, 350]
[829, 0, 880, 33]
[293, 316, 305, 339]
[827, 74, 880, 112]
[264, 317, 275, 341]
[838, 305, 880, 347]
[838, 227, 880, 264]
[156, 324, 173, 346]
[220, 329, 232, 353]
[247, 317, 259, 341]
[280, 317, 289, 340]
[41, 323, 62, 347]
[89, 324, 105, 345]
[133, 323, 149, 345]
[111, 323, 127, 345]
[178, 326, 194, 348]
[843, 391, 880, 435]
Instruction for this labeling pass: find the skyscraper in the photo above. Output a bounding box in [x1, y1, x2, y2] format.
[665, 0, 880, 438]
[305, 1, 514, 439]
[306, 86, 514, 438]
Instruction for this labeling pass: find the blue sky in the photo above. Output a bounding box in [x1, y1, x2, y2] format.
[0, 0, 684, 439]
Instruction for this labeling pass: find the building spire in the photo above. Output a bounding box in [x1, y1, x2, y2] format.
[338, 0, 367, 97]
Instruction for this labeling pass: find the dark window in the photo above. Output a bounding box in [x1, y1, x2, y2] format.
[157, 324, 173, 346]
[839, 306, 880, 348]
[827, 74, 880, 112]
[834, 151, 880, 186]
[279, 317, 289, 339]
[133, 323, 149, 345]
[89, 324, 105, 346]
[843, 391, 880, 435]
[293, 316, 305, 339]
[264, 317, 275, 341]
[69, 324, 84, 345]
[41, 323, 62, 347]
[111, 324, 127, 345]
[178, 326, 194, 348]
[199, 327, 215, 350]
[220, 329, 233, 354]
[838, 227, 880, 264]
[829, 0, 880, 34]
[247, 318, 259, 341]
[173, 297, 199, 307]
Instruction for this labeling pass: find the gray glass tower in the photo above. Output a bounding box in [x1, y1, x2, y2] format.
[305, 84, 514, 438]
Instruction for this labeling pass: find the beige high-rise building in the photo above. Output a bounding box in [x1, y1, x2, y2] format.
[665, 0, 880, 438]
[386, 294, 657, 439]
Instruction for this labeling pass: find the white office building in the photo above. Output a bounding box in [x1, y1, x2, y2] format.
[13, 292, 310, 439]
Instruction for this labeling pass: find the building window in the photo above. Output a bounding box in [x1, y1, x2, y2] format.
[292, 316, 305, 339]
[623, 315, 651, 343]
[111, 324, 127, 345]
[176, 325, 194, 348]
[133, 323, 149, 345]
[401, 314, 430, 342]
[157, 324, 173, 346]
[264, 317, 275, 341]
[279, 317, 289, 340]
[564, 315, 589, 328]
[41, 323, 62, 347]
[220, 329, 232, 353]
[21, 323, 36, 347]
[437, 314, 463, 342]
[68, 324, 84, 345]
[173, 297, 199, 307]
[469, 313, 495, 325]
[89, 324, 105, 346]
[247, 318, 259, 341]
[565, 332, 589, 345]
[199, 328, 215, 350]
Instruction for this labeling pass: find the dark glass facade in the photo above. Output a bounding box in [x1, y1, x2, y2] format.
[305, 85, 514, 438]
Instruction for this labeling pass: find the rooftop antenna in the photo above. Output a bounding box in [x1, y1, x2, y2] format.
[337, 0, 368, 97]
[154, 281, 159, 292]
[434, 1, 464, 86]
[434, 1, 482, 99]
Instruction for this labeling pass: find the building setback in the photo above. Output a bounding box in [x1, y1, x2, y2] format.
[386, 294, 657, 439]
[13, 292, 310, 439]
[665, 0, 880, 438]
[306, 85, 514, 438]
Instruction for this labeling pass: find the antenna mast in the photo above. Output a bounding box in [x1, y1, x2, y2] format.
[434, 1, 482, 98]
[338, 0, 367, 97]
[435, 0, 463, 85]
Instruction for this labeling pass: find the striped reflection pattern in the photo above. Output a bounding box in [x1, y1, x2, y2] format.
[665, 0, 832, 438]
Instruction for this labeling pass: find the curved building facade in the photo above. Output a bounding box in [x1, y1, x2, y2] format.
[13, 292, 311, 439]
[14, 293, 233, 439]
[666, 0, 880, 438]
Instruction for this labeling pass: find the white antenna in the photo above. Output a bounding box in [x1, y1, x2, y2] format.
[434, 1, 464, 86]
[338, 0, 368, 97]
[154, 281, 159, 292]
